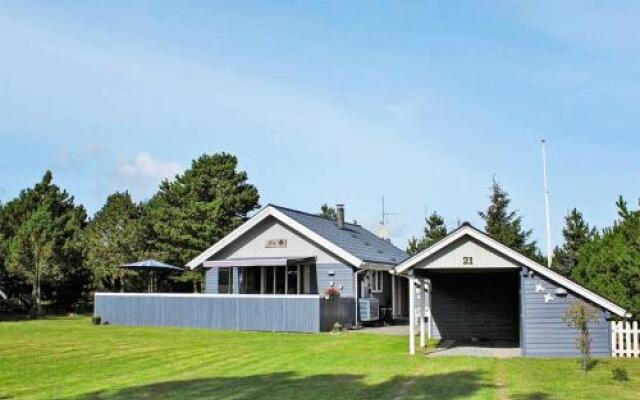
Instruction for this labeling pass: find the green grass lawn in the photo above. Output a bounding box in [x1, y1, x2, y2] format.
[0, 317, 638, 399]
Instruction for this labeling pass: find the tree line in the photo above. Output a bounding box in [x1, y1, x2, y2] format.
[1, 153, 638, 318]
[406, 178, 640, 317]
[0, 153, 260, 315]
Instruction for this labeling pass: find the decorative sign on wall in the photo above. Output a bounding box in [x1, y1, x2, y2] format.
[265, 239, 288, 248]
[535, 282, 555, 303]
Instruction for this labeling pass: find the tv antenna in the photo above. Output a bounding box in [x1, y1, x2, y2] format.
[380, 196, 402, 225]
[379, 196, 401, 240]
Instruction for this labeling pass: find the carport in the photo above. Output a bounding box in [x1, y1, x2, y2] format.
[394, 222, 630, 357]
[394, 223, 524, 355]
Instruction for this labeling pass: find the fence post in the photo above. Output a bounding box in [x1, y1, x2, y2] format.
[625, 321, 631, 357]
[618, 321, 625, 357]
[633, 321, 640, 357]
[611, 321, 616, 357]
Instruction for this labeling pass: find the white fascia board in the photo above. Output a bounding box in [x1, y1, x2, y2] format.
[186, 207, 273, 269]
[394, 226, 630, 318]
[186, 206, 363, 269]
[394, 227, 470, 274]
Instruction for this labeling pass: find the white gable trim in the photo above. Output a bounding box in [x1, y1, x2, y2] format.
[186, 206, 363, 269]
[394, 226, 630, 318]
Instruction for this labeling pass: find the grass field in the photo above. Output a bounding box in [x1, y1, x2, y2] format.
[0, 317, 638, 399]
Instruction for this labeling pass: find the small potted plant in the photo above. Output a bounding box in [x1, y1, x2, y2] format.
[324, 287, 341, 300]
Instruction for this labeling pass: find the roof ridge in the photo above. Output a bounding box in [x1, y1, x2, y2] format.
[267, 203, 359, 226]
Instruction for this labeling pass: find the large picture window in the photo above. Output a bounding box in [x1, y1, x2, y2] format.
[236, 264, 317, 295]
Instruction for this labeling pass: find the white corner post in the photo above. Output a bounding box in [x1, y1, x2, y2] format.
[427, 280, 432, 340]
[354, 269, 365, 327]
[419, 279, 426, 348]
[409, 276, 416, 355]
[391, 274, 397, 317]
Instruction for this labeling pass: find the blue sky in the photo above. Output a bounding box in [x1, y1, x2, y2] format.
[1, 1, 639, 251]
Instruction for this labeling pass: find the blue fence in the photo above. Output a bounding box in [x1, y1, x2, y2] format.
[94, 293, 354, 333]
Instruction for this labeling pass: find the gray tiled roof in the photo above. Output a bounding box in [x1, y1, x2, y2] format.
[271, 205, 409, 266]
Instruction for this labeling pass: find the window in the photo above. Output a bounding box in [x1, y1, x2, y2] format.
[234, 264, 318, 295]
[264, 266, 275, 294]
[275, 266, 286, 294]
[370, 271, 384, 293]
[287, 265, 299, 294]
[218, 267, 233, 294]
[240, 267, 261, 294]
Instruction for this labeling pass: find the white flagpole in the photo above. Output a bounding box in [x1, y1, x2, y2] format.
[541, 138, 552, 268]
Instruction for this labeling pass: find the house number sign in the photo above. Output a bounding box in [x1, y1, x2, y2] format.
[462, 256, 473, 265]
[265, 239, 288, 248]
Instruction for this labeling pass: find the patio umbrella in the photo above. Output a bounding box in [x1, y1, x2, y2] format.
[119, 259, 183, 293]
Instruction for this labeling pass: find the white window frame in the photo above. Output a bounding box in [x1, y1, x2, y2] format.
[370, 271, 384, 293]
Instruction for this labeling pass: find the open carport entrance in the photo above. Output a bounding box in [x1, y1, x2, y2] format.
[397, 223, 630, 355]
[425, 269, 520, 347]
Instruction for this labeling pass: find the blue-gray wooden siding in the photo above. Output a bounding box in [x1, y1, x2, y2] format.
[95, 293, 356, 333]
[94, 294, 324, 332]
[317, 263, 355, 296]
[429, 272, 519, 341]
[206, 267, 218, 293]
[319, 298, 355, 330]
[521, 270, 611, 357]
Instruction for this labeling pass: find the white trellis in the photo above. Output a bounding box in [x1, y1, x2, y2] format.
[611, 321, 640, 358]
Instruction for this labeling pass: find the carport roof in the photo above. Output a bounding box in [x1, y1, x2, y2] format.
[394, 222, 631, 318]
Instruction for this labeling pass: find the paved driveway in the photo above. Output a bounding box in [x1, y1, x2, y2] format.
[426, 340, 522, 358]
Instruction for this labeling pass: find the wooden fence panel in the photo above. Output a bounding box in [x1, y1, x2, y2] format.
[611, 321, 640, 357]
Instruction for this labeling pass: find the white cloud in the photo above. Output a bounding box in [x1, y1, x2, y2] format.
[115, 152, 182, 200]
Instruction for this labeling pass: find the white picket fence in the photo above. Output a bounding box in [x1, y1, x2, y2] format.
[611, 321, 640, 357]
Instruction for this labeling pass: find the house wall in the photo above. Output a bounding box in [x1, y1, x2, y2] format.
[521, 269, 611, 357]
[204, 217, 356, 297]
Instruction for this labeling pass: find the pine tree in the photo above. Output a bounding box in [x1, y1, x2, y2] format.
[406, 211, 448, 256]
[573, 196, 640, 316]
[319, 204, 337, 220]
[85, 192, 150, 292]
[146, 153, 260, 291]
[552, 208, 595, 276]
[1, 171, 87, 314]
[478, 178, 542, 261]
